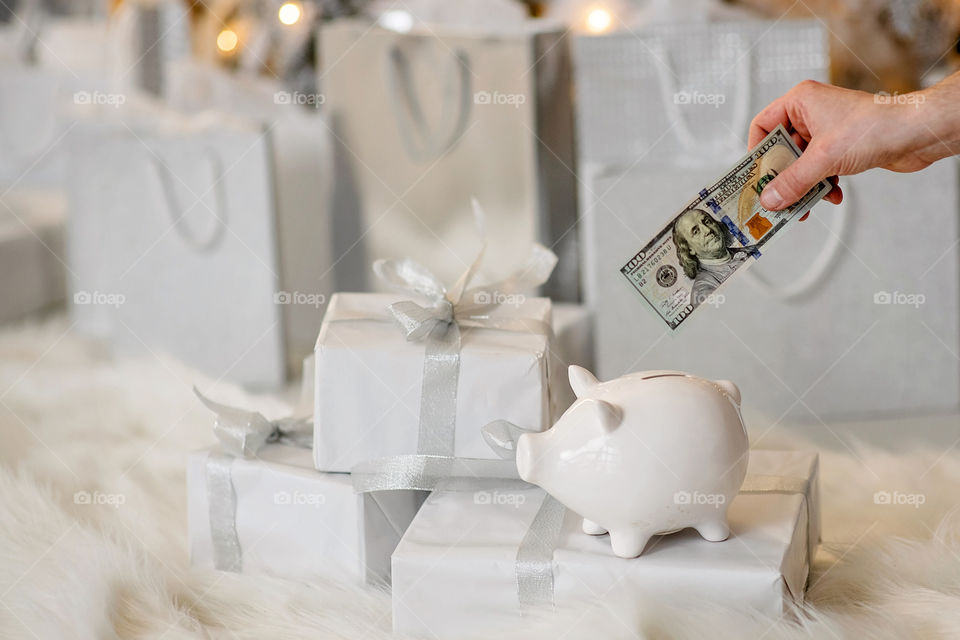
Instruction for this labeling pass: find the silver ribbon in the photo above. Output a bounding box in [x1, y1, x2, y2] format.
[353, 420, 566, 612]
[372, 212, 557, 456]
[740, 472, 814, 550]
[357, 421, 816, 612]
[352, 454, 525, 493]
[516, 493, 566, 610]
[350, 419, 531, 493]
[740, 474, 809, 496]
[194, 388, 313, 572]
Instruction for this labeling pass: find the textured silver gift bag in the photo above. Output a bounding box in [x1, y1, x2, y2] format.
[66, 110, 333, 388]
[319, 19, 579, 300]
[0, 66, 67, 191]
[581, 160, 960, 421]
[573, 20, 828, 167]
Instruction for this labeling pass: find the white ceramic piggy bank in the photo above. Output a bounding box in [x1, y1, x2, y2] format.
[515, 366, 749, 558]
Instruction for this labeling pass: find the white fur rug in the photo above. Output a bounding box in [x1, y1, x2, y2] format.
[2, 316, 960, 639]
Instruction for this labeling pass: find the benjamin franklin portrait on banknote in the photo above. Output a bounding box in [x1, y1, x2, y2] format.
[672, 208, 754, 305]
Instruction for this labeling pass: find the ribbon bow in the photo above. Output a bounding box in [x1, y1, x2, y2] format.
[194, 387, 313, 458]
[373, 200, 558, 342]
[369, 199, 557, 457]
[194, 387, 312, 573]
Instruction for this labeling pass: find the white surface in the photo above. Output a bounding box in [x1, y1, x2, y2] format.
[393, 450, 817, 638]
[581, 161, 960, 421]
[187, 444, 422, 585]
[313, 293, 553, 471]
[2, 316, 960, 639]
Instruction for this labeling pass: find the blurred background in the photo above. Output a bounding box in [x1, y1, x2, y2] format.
[2, 0, 959, 447]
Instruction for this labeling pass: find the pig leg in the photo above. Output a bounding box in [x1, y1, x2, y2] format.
[694, 519, 730, 542]
[609, 529, 652, 558]
[581, 518, 607, 535]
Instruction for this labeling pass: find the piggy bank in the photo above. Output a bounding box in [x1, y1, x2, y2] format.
[515, 366, 749, 558]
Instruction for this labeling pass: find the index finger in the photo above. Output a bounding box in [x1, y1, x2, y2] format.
[748, 97, 791, 148]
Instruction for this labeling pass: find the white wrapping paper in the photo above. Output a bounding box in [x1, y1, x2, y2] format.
[187, 444, 424, 584]
[392, 450, 819, 637]
[313, 293, 554, 472]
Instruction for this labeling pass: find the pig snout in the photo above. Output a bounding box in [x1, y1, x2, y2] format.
[515, 433, 536, 483]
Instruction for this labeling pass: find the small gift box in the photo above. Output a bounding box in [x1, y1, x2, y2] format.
[313, 242, 558, 472]
[392, 450, 819, 637]
[187, 444, 425, 585]
[0, 190, 66, 323]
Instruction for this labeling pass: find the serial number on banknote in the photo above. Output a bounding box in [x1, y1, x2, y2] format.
[620, 124, 832, 330]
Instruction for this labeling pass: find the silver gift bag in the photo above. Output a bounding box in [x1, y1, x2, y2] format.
[67, 107, 334, 389]
[573, 20, 828, 168]
[581, 159, 960, 422]
[319, 19, 579, 301]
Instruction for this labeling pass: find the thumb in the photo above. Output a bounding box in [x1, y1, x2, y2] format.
[759, 145, 832, 211]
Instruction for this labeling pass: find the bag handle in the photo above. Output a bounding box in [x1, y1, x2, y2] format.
[146, 149, 228, 252]
[386, 37, 472, 163]
[741, 184, 851, 301]
[652, 36, 752, 160]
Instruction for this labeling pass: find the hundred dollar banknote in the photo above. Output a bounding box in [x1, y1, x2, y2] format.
[620, 124, 832, 330]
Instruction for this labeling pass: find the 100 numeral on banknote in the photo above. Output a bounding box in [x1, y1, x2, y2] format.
[620, 125, 832, 330]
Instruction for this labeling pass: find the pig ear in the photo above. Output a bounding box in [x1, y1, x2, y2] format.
[714, 379, 741, 406]
[569, 365, 601, 399]
[582, 398, 622, 433]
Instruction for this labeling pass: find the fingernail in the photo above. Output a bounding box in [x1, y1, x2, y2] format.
[760, 185, 784, 210]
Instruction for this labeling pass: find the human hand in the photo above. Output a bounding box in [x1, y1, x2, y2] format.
[748, 78, 959, 212]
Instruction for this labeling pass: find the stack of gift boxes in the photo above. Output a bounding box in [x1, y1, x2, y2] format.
[187, 241, 821, 637]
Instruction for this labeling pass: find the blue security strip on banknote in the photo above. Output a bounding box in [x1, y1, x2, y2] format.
[620, 125, 832, 330]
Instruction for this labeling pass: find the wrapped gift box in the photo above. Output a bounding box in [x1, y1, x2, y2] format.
[393, 450, 819, 637]
[0, 190, 66, 323]
[314, 293, 554, 472]
[187, 444, 425, 585]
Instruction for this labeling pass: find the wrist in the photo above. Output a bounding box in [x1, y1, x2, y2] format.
[909, 79, 960, 163]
